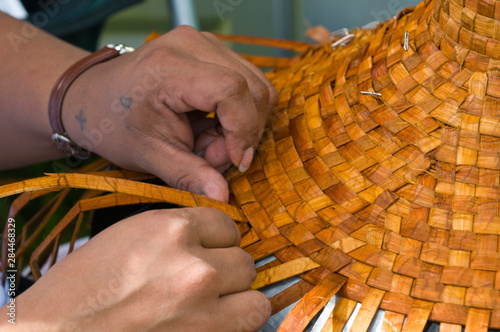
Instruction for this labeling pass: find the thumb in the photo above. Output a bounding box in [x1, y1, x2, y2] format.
[145, 148, 230, 202]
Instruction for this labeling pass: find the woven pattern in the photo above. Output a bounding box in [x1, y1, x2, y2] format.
[226, 0, 500, 330]
[2, 0, 499, 330]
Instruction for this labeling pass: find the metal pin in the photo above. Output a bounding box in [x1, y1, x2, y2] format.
[404, 31, 409, 51]
[360, 91, 382, 98]
[362, 20, 380, 30]
[329, 27, 349, 40]
[331, 33, 355, 50]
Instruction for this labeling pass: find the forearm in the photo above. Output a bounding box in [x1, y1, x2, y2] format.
[0, 12, 89, 169]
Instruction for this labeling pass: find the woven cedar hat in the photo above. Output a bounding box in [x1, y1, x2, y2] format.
[2, 0, 500, 331]
[224, 0, 500, 330]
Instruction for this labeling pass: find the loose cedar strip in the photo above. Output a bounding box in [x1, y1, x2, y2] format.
[320, 297, 358, 332]
[30, 190, 99, 275]
[380, 311, 405, 332]
[269, 280, 314, 315]
[251, 257, 320, 290]
[464, 308, 491, 332]
[214, 34, 312, 52]
[0, 173, 245, 222]
[16, 189, 69, 259]
[278, 273, 347, 332]
[239, 54, 292, 68]
[244, 234, 290, 261]
[255, 258, 283, 273]
[402, 307, 432, 332]
[439, 323, 462, 332]
[349, 288, 386, 332]
[1, 189, 63, 283]
[2, 168, 151, 278]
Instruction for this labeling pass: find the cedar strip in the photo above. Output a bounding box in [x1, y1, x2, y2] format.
[321, 297, 358, 332]
[214, 33, 312, 51]
[439, 323, 462, 331]
[402, 307, 432, 332]
[251, 257, 320, 289]
[269, 280, 314, 315]
[240, 54, 292, 68]
[0, 173, 246, 221]
[380, 311, 405, 332]
[244, 234, 290, 261]
[349, 288, 386, 332]
[464, 308, 491, 332]
[278, 273, 347, 332]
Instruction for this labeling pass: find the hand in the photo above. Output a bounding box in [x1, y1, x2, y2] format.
[3, 208, 270, 331]
[62, 26, 278, 202]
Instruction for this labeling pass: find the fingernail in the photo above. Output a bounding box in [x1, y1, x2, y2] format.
[238, 147, 254, 173]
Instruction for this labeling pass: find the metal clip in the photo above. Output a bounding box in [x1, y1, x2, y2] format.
[52, 133, 91, 159]
[107, 43, 135, 54]
[331, 34, 355, 50]
[404, 31, 410, 51]
[360, 91, 382, 98]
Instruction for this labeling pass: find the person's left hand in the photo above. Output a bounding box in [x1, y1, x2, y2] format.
[62, 26, 278, 202]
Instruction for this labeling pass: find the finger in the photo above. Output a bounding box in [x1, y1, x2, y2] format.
[194, 130, 231, 170]
[181, 207, 241, 248]
[201, 247, 256, 296]
[158, 59, 261, 172]
[213, 290, 271, 332]
[163, 27, 274, 122]
[202, 32, 278, 124]
[143, 140, 230, 201]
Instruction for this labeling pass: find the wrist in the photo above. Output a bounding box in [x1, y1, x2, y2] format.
[51, 45, 133, 159]
[0, 292, 61, 332]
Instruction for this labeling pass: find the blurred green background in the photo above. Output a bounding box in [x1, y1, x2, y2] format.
[98, 0, 422, 55]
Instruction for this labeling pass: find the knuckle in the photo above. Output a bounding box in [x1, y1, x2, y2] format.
[200, 207, 241, 244]
[172, 24, 199, 37]
[252, 82, 271, 107]
[268, 85, 279, 109]
[219, 71, 249, 99]
[139, 47, 170, 67]
[201, 31, 217, 41]
[162, 209, 196, 242]
[187, 262, 219, 291]
[246, 125, 261, 142]
[241, 251, 257, 283]
[218, 210, 241, 244]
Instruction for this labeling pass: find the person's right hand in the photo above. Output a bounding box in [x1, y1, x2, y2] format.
[3, 208, 270, 331]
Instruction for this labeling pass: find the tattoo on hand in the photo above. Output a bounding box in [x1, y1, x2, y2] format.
[120, 96, 133, 110]
[75, 109, 87, 131]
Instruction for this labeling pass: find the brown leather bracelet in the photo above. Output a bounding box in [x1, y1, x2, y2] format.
[48, 44, 134, 159]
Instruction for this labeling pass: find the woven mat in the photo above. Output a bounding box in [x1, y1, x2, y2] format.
[2, 0, 500, 331]
[225, 0, 500, 330]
